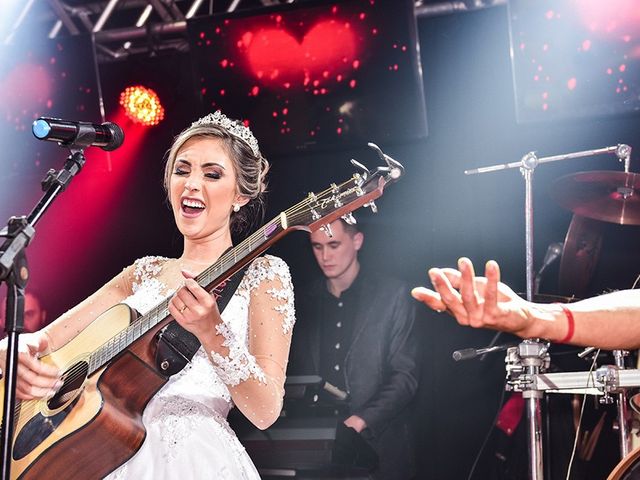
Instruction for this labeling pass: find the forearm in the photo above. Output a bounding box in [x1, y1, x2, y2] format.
[201, 313, 287, 430]
[40, 268, 132, 351]
[524, 290, 640, 349]
[204, 255, 294, 429]
[228, 367, 284, 429]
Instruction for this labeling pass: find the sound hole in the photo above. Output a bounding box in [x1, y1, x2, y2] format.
[48, 361, 89, 410]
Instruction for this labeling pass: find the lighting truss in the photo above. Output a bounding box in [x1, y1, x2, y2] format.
[2, 0, 505, 63]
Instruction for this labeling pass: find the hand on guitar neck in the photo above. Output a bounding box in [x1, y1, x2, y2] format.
[168, 269, 224, 350]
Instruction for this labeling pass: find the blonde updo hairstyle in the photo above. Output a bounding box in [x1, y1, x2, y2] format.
[163, 121, 269, 234]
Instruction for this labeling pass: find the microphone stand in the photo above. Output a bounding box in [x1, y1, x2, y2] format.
[1, 147, 87, 480]
[464, 144, 632, 480]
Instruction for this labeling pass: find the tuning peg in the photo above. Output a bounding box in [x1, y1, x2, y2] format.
[320, 223, 333, 238]
[342, 212, 357, 225]
[365, 200, 378, 213]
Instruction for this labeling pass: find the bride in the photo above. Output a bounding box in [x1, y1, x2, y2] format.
[2, 111, 295, 479]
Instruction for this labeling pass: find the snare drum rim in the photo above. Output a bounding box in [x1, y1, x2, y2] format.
[607, 445, 640, 480]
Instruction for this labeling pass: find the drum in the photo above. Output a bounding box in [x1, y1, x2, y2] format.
[558, 214, 640, 298]
[608, 445, 640, 480]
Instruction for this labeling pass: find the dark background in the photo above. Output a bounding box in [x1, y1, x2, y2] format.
[1, 1, 640, 478]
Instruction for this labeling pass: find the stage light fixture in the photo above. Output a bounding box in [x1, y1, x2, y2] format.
[119, 85, 165, 126]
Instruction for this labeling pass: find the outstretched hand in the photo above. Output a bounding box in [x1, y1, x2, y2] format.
[411, 258, 534, 338]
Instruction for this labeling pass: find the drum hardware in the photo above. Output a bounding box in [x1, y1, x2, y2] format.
[465, 145, 631, 304]
[513, 364, 640, 396]
[509, 358, 637, 461]
[578, 346, 598, 359]
[505, 341, 551, 395]
[614, 350, 633, 459]
[466, 144, 631, 480]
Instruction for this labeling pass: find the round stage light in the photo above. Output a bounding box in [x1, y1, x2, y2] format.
[119, 85, 165, 126]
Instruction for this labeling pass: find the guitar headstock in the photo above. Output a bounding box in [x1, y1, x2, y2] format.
[284, 143, 404, 233]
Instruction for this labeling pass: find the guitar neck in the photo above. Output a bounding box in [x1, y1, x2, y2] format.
[196, 213, 290, 290]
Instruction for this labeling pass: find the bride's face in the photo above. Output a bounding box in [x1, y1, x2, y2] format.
[169, 136, 247, 241]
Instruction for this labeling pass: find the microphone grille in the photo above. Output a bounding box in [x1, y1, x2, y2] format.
[102, 122, 125, 151]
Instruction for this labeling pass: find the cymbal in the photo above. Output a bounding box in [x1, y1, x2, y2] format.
[550, 170, 640, 225]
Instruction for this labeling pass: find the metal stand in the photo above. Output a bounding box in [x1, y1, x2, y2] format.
[0, 148, 87, 480]
[505, 341, 551, 480]
[613, 350, 632, 459]
[507, 356, 640, 464]
[465, 144, 632, 480]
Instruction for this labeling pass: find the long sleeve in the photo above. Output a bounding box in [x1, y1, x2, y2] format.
[353, 285, 419, 437]
[208, 255, 295, 430]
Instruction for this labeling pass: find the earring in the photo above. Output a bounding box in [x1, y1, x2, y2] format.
[232, 203, 240, 212]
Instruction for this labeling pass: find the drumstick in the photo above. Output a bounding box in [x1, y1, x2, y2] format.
[584, 412, 607, 461]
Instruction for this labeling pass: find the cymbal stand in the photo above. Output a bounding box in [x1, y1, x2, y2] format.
[466, 144, 632, 480]
[612, 349, 632, 459]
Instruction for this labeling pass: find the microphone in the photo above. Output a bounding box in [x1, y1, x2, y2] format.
[32, 117, 125, 151]
[534, 242, 563, 294]
[538, 242, 563, 276]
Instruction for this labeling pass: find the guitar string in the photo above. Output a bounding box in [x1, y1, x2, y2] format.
[12, 355, 97, 421]
[15, 178, 361, 413]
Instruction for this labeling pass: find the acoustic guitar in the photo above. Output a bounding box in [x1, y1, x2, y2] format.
[0, 150, 403, 479]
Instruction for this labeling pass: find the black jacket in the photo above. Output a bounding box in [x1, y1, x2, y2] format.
[290, 270, 419, 479]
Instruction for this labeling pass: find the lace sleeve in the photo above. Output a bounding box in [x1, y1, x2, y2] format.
[42, 264, 135, 350]
[210, 255, 295, 429]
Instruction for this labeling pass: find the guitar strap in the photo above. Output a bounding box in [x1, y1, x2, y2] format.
[155, 265, 249, 377]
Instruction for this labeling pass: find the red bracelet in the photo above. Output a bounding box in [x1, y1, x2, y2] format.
[555, 303, 575, 344]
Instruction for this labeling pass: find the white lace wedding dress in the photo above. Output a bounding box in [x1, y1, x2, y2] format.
[104, 254, 295, 480]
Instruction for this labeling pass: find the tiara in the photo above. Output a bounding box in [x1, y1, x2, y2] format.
[191, 111, 261, 157]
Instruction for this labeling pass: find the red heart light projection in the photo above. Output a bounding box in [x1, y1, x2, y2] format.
[243, 20, 359, 86]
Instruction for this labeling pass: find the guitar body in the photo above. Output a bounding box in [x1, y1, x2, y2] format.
[0, 304, 171, 479]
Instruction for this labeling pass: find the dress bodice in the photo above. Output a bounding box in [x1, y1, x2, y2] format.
[105, 253, 295, 479]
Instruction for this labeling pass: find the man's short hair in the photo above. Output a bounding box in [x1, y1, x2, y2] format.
[338, 218, 360, 237]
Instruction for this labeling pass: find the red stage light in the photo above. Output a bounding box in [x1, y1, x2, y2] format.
[119, 85, 165, 126]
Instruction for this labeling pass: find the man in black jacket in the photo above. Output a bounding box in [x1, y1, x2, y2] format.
[290, 219, 419, 480]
